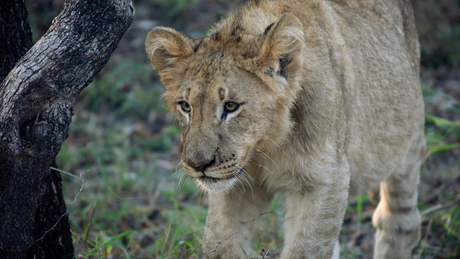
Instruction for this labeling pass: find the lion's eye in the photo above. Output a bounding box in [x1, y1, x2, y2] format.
[224, 102, 239, 113]
[180, 102, 191, 113]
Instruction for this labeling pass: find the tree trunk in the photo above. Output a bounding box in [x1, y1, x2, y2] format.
[0, 0, 134, 258]
[26, 163, 75, 259]
[0, 1, 74, 258]
[0, 0, 33, 82]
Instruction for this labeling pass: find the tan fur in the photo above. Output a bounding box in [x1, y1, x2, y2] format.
[146, 0, 425, 258]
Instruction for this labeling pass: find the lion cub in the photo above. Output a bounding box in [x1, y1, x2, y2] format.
[146, 0, 425, 258]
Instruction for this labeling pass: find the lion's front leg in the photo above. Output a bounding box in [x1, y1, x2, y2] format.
[280, 170, 349, 259]
[202, 185, 273, 259]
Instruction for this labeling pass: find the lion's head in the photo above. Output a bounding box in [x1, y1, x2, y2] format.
[146, 14, 304, 192]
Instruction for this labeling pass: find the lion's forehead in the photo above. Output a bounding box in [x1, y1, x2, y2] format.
[186, 51, 234, 77]
[179, 82, 221, 102]
[180, 71, 250, 102]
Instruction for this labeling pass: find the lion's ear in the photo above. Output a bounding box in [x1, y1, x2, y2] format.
[245, 13, 304, 89]
[259, 13, 304, 77]
[145, 27, 195, 77]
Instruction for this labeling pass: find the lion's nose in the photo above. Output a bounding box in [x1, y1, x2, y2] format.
[187, 156, 216, 173]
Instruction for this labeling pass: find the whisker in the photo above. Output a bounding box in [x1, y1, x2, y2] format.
[181, 173, 191, 189]
[256, 163, 275, 175]
[235, 177, 245, 192]
[242, 168, 255, 182]
[193, 186, 201, 198]
[239, 173, 255, 200]
[175, 162, 182, 172]
[172, 163, 184, 179]
[173, 169, 185, 189]
[235, 165, 255, 182]
[176, 172, 185, 190]
[234, 171, 246, 191]
[226, 180, 235, 193]
[257, 149, 279, 168]
[268, 138, 285, 153]
[195, 185, 206, 198]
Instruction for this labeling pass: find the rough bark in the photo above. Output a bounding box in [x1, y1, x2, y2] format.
[0, 1, 74, 258]
[27, 163, 75, 259]
[0, 0, 33, 82]
[0, 0, 134, 258]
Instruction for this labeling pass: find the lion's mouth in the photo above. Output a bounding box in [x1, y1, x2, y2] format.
[198, 176, 220, 183]
[197, 168, 244, 182]
[194, 167, 249, 192]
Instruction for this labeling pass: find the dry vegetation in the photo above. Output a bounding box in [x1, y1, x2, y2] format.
[27, 0, 460, 258]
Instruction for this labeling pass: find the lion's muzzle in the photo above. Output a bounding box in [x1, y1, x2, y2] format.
[186, 156, 216, 173]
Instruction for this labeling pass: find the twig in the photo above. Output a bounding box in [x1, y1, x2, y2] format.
[420, 174, 460, 204]
[421, 196, 460, 217]
[50, 166, 82, 180]
[201, 211, 273, 259]
[28, 168, 85, 248]
[84, 205, 96, 244]
[422, 219, 432, 246]
[421, 204, 443, 216]
[431, 174, 460, 195]
[163, 224, 172, 255]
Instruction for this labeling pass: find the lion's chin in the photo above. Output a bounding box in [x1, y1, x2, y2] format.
[196, 177, 238, 193]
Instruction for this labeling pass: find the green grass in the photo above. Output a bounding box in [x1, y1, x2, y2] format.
[417, 204, 460, 258]
[154, 0, 200, 20]
[416, 88, 460, 258]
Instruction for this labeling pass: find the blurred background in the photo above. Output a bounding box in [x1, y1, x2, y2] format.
[27, 0, 459, 258]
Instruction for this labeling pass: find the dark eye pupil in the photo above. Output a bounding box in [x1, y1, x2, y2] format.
[181, 102, 191, 112]
[224, 102, 239, 113]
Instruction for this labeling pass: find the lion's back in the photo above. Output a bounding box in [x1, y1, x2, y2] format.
[327, 0, 424, 197]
